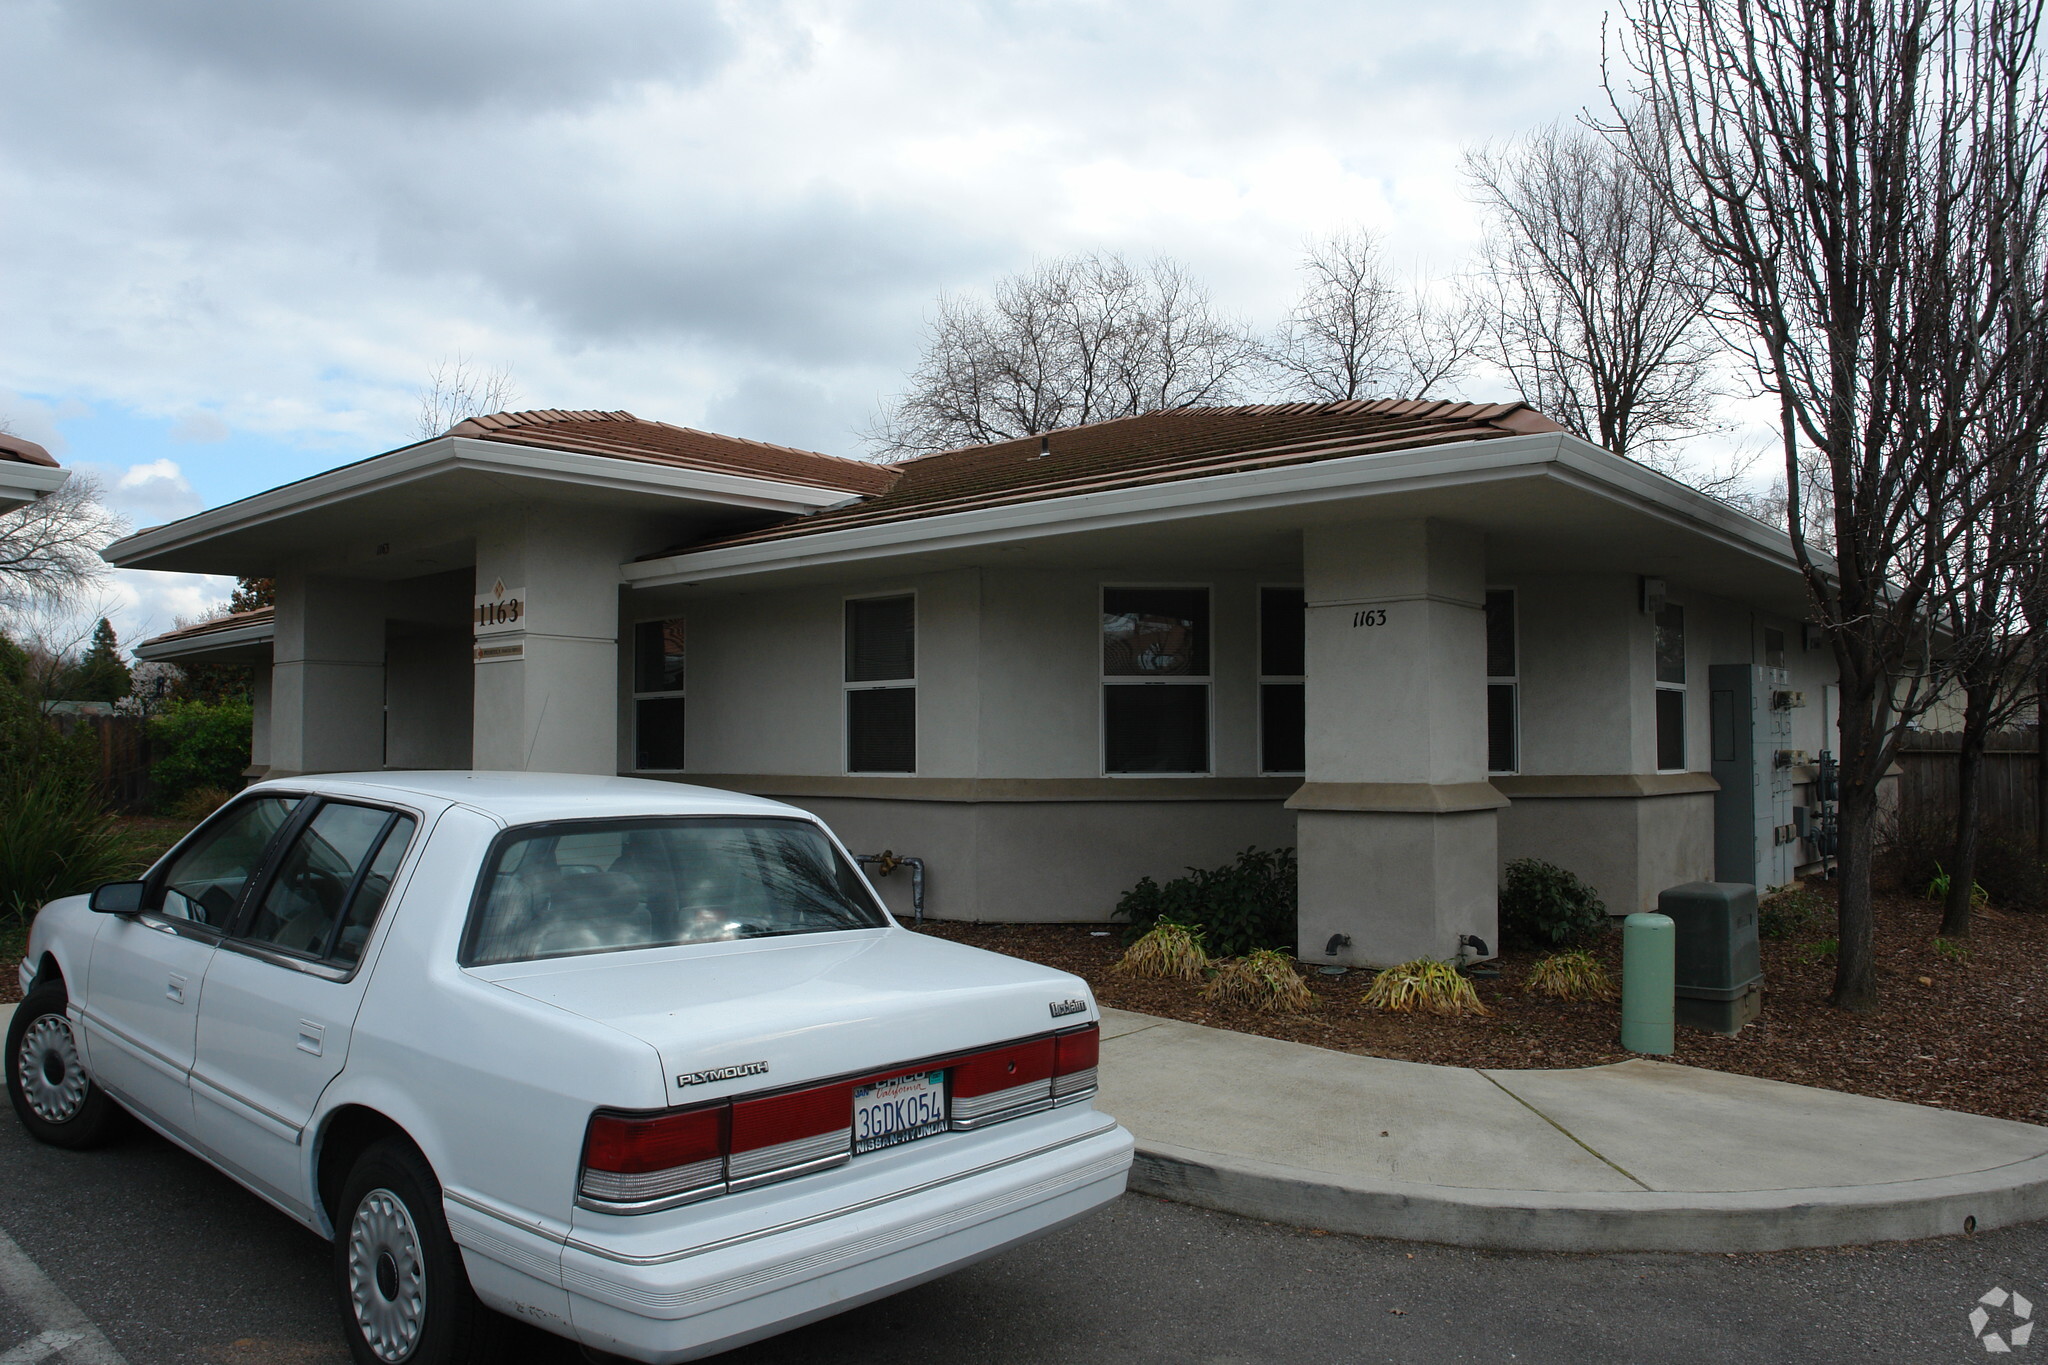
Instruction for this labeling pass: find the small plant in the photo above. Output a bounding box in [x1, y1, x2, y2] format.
[1115, 847, 1297, 957]
[1757, 886, 1826, 940]
[1925, 864, 1989, 909]
[1497, 858, 1608, 950]
[1933, 935, 1972, 963]
[1115, 921, 1210, 981]
[1362, 959, 1491, 1017]
[1526, 949, 1617, 1002]
[1795, 937, 1839, 965]
[1202, 949, 1315, 1012]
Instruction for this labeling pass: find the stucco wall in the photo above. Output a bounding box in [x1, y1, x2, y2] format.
[384, 628, 473, 770]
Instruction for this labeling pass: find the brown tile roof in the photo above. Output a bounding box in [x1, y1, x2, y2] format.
[654, 399, 1564, 557]
[444, 409, 894, 496]
[0, 432, 58, 467]
[140, 606, 275, 649]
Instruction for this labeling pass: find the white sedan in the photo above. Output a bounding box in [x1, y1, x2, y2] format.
[6, 773, 1132, 1364]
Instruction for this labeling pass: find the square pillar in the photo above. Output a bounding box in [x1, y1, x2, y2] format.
[1290, 519, 1504, 966]
[472, 515, 628, 775]
[270, 575, 386, 775]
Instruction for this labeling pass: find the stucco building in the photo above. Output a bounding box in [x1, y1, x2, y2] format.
[122, 402, 1844, 965]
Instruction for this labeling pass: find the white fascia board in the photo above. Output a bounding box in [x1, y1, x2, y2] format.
[103, 437, 858, 568]
[0, 463, 70, 499]
[133, 620, 277, 662]
[625, 431, 1814, 588]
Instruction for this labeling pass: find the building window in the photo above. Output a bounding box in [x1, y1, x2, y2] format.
[846, 595, 915, 773]
[1655, 602, 1686, 771]
[1259, 586, 1305, 775]
[632, 618, 686, 770]
[1103, 586, 1210, 774]
[1485, 589, 1518, 774]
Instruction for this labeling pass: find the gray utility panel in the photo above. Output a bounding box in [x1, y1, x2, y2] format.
[1709, 664, 1800, 892]
[1658, 880, 1763, 1035]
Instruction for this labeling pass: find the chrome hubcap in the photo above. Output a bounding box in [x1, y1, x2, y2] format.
[347, 1189, 426, 1361]
[16, 1013, 89, 1124]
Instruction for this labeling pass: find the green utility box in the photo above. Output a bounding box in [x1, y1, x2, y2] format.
[1657, 881, 1763, 1035]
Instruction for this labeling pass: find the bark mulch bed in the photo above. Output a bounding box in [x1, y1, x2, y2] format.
[913, 884, 2048, 1127]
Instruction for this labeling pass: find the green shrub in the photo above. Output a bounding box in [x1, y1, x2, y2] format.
[1497, 858, 1608, 950]
[149, 698, 252, 810]
[1114, 847, 1296, 957]
[1883, 814, 2048, 913]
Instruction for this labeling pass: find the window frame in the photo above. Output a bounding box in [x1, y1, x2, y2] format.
[1100, 581, 1214, 778]
[843, 590, 917, 776]
[1257, 583, 1306, 777]
[1654, 601, 1688, 773]
[631, 616, 688, 774]
[137, 791, 311, 944]
[219, 795, 424, 982]
[1485, 587, 1520, 776]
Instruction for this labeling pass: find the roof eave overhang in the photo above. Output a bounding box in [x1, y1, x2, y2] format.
[0, 462, 70, 514]
[133, 620, 277, 663]
[624, 431, 1824, 589]
[102, 436, 862, 572]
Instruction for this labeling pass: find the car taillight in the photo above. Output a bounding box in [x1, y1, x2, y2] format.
[578, 1106, 727, 1208]
[729, 1083, 854, 1190]
[579, 1025, 1102, 1213]
[948, 1037, 1055, 1128]
[1051, 1024, 1099, 1103]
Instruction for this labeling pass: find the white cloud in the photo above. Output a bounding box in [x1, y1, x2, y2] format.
[75, 457, 203, 530]
[170, 412, 228, 443]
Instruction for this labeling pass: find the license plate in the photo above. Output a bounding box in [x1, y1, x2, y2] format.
[853, 1070, 948, 1154]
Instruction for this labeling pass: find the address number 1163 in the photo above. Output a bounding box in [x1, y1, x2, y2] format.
[1351, 608, 1388, 628]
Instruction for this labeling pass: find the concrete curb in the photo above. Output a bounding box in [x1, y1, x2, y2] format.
[1129, 1141, 2048, 1253]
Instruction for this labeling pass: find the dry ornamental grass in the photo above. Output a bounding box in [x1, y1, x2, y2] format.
[1203, 949, 1316, 1013]
[1362, 959, 1491, 1016]
[1114, 922, 1209, 982]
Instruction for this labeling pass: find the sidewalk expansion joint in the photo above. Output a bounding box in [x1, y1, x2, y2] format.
[1473, 1069, 1653, 1192]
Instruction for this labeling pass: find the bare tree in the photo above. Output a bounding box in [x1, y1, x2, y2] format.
[0, 475, 125, 612]
[415, 355, 521, 439]
[1464, 123, 1724, 471]
[1610, 0, 2048, 1008]
[865, 253, 1259, 460]
[1263, 231, 1481, 402]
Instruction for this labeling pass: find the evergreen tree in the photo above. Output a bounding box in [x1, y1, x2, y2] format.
[73, 618, 132, 703]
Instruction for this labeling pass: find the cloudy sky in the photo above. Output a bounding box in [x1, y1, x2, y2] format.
[2, 0, 1624, 651]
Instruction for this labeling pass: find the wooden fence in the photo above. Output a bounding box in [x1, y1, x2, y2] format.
[47, 712, 155, 814]
[1895, 730, 2042, 836]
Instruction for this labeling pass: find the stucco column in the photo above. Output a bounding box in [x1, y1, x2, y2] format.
[472, 515, 627, 774]
[1291, 519, 1504, 967]
[269, 575, 386, 775]
[248, 663, 272, 780]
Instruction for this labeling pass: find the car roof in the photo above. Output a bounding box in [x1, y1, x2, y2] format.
[245, 771, 810, 827]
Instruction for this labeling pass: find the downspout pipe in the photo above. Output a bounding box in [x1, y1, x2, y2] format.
[857, 851, 926, 925]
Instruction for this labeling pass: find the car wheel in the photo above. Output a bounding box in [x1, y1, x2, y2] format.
[6, 982, 121, 1149]
[334, 1138, 506, 1365]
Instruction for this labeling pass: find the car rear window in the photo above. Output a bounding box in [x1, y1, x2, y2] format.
[463, 817, 889, 966]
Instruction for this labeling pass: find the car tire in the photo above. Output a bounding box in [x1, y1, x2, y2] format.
[334, 1138, 507, 1365]
[6, 982, 122, 1149]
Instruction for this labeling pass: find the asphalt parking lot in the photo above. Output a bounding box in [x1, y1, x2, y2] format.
[2, 1111, 2044, 1364]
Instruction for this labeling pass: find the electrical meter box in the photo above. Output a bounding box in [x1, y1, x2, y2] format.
[1657, 880, 1763, 1035]
[1710, 664, 1798, 891]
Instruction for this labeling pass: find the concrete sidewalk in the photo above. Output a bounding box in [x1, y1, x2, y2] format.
[1097, 1008, 2048, 1252]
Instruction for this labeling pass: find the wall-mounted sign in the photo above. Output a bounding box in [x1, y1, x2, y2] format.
[474, 641, 524, 664]
[475, 579, 527, 635]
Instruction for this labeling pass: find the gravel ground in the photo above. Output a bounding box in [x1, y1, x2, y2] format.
[917, 882, 2048, 1126]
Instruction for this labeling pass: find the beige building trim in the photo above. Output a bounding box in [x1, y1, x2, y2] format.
[1491, 772, 1721, 799]
[1284, 781, 1511, 814]
[640, 773, 1304, 803]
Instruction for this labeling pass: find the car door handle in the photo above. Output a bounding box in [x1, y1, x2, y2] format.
[296, 1022, 325, 1057]
[166, 973, 188, 1004]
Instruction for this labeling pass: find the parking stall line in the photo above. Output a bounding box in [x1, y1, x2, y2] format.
[0, 1227, 126, 1365]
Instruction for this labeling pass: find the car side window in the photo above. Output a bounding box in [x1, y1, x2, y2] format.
[332, 814, 416, 965]
[244, 803, 414, 962]
[157, 796, 303, 929]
